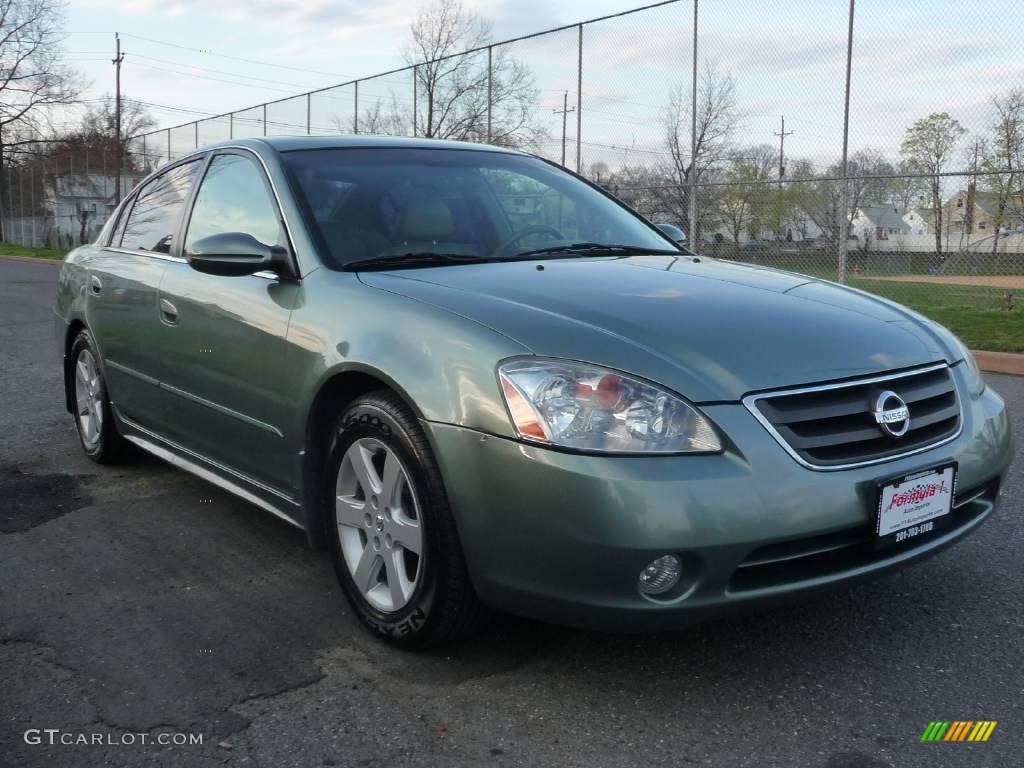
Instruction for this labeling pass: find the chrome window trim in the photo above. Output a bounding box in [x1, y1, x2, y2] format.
[742, 362, 964, 472]
[101, 246, 278, 280]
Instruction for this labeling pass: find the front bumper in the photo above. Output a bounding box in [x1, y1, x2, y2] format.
[427, 365, 1012, 631]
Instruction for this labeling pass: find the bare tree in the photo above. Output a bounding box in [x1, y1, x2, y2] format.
[403, 0, 541, 148]
[81, 95, 156, 141]
[333, 95, 409, 137]
[981, 88, 1024, 251]
[659, 60, 739, 243]
[901, 112, 967, 254]
[587, 161, 610, 184]
[0, 0, 82, 240]
[887, 159, 929, 211]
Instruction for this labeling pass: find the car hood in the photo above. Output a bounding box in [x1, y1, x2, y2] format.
[358, 255, 958, 402]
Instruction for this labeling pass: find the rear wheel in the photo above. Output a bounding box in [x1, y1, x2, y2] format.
[325, 391, 484, 648]
[70, 330, 131, 464]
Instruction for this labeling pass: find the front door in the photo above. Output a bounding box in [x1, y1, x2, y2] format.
[156, 151, 301, 495]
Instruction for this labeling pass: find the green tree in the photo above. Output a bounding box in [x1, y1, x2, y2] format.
[900, 112, 967, 254]
[981, 88, 1024, 251]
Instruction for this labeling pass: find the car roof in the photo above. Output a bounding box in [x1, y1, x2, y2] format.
[198, 135, 528, 155]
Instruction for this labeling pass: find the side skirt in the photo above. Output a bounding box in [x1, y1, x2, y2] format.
[119, 416, 306, 532]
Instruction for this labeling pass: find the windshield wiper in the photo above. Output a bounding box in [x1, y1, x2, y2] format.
[342, 252, 490, 271]
[507, 242, 684, 259]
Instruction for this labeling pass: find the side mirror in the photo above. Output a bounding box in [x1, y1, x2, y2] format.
[186, 232, 292, 278]
[655, 223, 687, 245]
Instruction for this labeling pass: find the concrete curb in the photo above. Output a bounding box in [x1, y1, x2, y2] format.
[0, 253, 63, 265]
[972, 350, 1024, 376]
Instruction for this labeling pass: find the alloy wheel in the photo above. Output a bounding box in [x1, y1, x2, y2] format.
[74, 349, 103, 448]
[335, 437, 423, 613]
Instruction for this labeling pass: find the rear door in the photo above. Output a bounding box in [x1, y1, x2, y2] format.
[155, 150, 301, 494]
[87, 158, 202, 433]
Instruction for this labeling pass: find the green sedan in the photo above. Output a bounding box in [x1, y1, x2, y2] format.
[55, 137, 1012, 647]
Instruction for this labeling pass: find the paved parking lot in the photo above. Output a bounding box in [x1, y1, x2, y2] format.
[1, 257, 1021, 768]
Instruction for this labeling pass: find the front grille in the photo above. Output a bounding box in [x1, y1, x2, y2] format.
[728, 479, 998, 593]
[746, 364, 961, 469]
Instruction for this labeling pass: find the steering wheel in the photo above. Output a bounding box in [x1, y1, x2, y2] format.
[493, 225, 566, 257]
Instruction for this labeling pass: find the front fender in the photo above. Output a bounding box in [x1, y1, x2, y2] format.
[285, 269, 530, 446]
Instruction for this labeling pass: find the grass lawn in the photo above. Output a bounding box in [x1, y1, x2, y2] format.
[0, 242, 66, 260]
[849, 278, 1024, 353]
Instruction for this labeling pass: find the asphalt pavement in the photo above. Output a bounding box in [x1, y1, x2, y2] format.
[1, 257, 1021, 768]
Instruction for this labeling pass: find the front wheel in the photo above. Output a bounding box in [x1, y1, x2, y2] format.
[325, 391, 484, 648]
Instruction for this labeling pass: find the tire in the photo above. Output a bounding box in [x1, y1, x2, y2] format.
[69, 330, 132, 464]
[325, 391, 484, 648]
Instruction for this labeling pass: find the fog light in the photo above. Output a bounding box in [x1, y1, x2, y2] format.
[638, 555, 681, 595]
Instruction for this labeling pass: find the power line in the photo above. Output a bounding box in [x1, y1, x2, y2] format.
[118, 33, 349, 78]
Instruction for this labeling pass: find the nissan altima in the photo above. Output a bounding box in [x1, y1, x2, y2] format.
[55, 137, 1012, 647]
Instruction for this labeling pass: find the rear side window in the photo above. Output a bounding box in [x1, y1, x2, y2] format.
[185, 154, 282, 249]
[119, 160, 201, 253]
[107, 194, 134, 246]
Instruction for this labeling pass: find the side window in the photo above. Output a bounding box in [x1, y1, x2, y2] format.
[119, 160, 200, 253]
[185, 154, 282, 250]
[108, 193, 135, 246]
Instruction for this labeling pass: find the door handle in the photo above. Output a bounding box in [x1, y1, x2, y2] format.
[90, 276, 103, 295]
[159, 298, 179, 325]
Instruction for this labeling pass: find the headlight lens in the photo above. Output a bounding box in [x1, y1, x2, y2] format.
[957, 342, 985, 396]
[497, 359, 722, 454]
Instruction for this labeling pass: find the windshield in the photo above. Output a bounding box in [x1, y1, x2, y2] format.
[281, 147, 679, 269]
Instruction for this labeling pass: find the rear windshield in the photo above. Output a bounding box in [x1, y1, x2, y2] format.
[281, 147, 675, 269]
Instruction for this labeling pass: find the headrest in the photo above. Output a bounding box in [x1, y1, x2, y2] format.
[396, 199, 453, 241]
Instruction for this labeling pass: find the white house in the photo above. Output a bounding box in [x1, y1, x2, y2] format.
[902, 207, 931, 235]
[42, 172, 146, 249]
[849, 205, 911, 245]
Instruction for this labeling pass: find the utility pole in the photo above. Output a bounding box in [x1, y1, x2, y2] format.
[112, 32, 125, 205]
[774, 115, 793, 182]
[774, 115, 793, 238]
[552, 91, 575, 167]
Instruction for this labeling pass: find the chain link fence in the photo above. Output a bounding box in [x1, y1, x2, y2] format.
[2, 0, 1021, 314]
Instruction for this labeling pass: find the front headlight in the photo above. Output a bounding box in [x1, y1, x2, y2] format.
[497, 358, 722, 454]
[955, 341, 986, 396]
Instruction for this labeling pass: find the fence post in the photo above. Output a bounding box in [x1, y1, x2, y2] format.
[18, 162, 24, 246]
[413, 65, 419, 138]
[166, 130, 171, 163]
[194, 121, 199, 148]
[307, 93, 312, 134]
[354, 81, 360, 134]
[262, 105, 267, 137]
[486, 48, 492, 143]
[688, 0, 699, 246]
[229, 113, 234, 140]
[837, 0, 856, 284]
[576, 26, 583, 173]
[30, 161, 35, 247]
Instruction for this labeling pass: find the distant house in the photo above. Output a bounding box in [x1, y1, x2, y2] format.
[941, 189, 1024, 237]
[902, 207, 931, 235]
[849, 205, 910, 245]
[43, 171, 147, 249]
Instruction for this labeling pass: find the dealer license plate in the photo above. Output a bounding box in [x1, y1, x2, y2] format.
[875, 463, 956, 548]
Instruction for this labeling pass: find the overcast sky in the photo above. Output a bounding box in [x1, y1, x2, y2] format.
[64, 0, 1022, 173]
